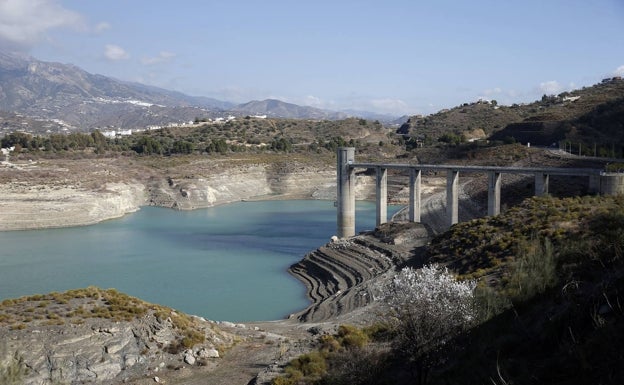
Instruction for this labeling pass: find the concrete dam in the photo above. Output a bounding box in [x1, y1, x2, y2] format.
[336, 147, 624, 238]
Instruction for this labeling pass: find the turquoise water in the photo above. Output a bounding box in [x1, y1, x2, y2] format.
[0, 200, 399, 321]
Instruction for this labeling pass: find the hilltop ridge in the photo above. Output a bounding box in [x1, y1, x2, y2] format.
[399, 77, 624, 151]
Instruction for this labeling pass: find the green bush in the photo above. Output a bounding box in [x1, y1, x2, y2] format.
[503, 237, 557, 302]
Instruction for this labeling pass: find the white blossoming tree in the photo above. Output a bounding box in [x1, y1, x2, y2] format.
[380, 264, 477, 384]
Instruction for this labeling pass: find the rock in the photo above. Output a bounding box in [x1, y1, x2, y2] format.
[197, 348, 219, 359]
[183, 350, 196, 365]
[330, 235, 339, 242]
[154, 376, 160, 383]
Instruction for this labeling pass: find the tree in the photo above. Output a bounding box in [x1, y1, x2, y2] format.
[1, 132, 32, 149]
[206, 138, 228, 154]
[172, 140, 194, 154]
[379, 265, 476, 384]
[270, 137, 292, 152]
[132, 136, 163, 155]
[91, 130, 108, 154]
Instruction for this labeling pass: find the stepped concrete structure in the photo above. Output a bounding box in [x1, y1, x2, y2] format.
[336, 147, 624, 238]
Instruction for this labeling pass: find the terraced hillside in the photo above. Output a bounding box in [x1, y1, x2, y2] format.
[290, 223, 430, 322]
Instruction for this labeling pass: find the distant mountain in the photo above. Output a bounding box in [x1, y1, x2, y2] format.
[0, 51, 230, 132]
[0, 52, 400, 134]
[231, 99, 349, 120]
[340, 109, 406, 125]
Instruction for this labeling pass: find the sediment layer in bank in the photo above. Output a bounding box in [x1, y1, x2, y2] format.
[289, 223, 431, 323]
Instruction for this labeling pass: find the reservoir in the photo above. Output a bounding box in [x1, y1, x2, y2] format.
[0, 200, 398, 322]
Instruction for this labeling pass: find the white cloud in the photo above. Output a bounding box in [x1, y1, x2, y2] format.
[538, 80, 563, 95]
[95, 22, 111, 33]
[104, 44, 129, 61]
[614, 65, 624, 77]
[141, 51, 176, 65]
[0, 0, 84, 50]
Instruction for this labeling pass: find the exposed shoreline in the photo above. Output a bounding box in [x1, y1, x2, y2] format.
[0, 157, 340, 231]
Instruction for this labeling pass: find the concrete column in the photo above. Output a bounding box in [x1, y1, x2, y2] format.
[409, 168, 422, 222]
[337, 147, 355, 238]
[376, 167, 388, 226]
[535, 173, 549, 196]
[447, 170, 459, 226]
[488, 172, 502, 216]
[600, 173, 624, 195]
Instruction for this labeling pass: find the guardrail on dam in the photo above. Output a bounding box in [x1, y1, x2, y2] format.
[336, 147, 624, 238]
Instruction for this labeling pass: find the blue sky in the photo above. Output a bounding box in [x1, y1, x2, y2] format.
[1, 0, 623, 116]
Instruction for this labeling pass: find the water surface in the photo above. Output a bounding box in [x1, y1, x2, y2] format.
[0, 200, 398, 321]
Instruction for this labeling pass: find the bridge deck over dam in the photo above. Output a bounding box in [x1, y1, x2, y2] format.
[336, 147, 623, 238]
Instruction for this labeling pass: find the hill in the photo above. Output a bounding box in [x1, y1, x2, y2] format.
[231, 99, 348, 120]
[398, 77, 624, 155]
[422, 194, 624, 384]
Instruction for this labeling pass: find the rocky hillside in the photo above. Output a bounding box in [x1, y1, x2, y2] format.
[399, 77, 624, 151]
[0, 52, 233, 132]
[0, 287, 235, 385]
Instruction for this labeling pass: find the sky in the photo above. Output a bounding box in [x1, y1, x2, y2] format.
[0, 0, 623, 116]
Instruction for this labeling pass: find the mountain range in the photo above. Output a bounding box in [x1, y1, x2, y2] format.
[0, 52, 397, 134]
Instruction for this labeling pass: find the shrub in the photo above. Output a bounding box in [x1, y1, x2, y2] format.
[379, 264, 477, 384]
[336, 325, 369, 349]
[503, 237, 557, 302]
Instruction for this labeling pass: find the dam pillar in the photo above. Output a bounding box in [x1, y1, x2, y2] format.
[535, 173, 549, 196]
[337, 147, 356, 238]
[599, 173, 624, 195]
[376, 166, 388, 226]
[488, 172, 502, 216]
[447, 170, 459, 227]
[409, 168, 422, 222]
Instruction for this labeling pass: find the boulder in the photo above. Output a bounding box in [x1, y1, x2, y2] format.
[197, 348, 219, 359]
[183, 349, 196, 365]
